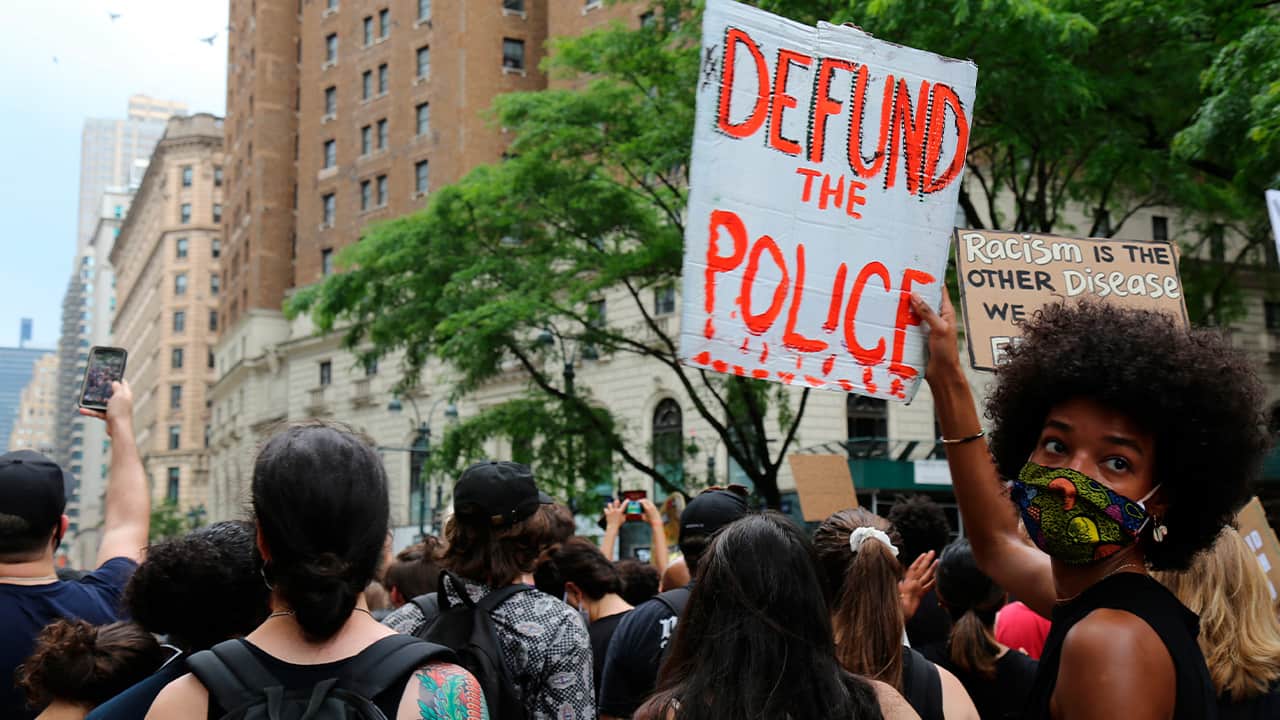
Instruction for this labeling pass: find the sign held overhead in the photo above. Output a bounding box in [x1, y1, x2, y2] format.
[679, 0, 978, 401]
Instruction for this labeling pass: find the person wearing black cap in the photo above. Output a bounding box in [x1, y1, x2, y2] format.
[0, 381, 150, 719]
[382, 460, 595, 719]
[597, 487, 749, 719]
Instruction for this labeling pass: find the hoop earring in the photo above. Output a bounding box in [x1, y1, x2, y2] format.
[1152, 518, 1169, 543]
[260, 565, 273, 591]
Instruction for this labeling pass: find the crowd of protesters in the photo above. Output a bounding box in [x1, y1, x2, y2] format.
[4, 297, 1280, 719]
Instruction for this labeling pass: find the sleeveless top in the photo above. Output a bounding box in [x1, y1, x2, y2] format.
[901, 645, 944, 720]
[1025, 573, 1216, 719]
[1219, 679, 1280, 720]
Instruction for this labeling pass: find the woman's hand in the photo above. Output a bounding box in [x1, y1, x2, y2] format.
[910, 291, 963, 385]
[603, 499, 625, 532]
[898, 550, 938, 620]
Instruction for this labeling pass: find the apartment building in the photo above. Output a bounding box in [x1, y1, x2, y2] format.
[6, 354, 58, 454]
[111, 114, 224, 515]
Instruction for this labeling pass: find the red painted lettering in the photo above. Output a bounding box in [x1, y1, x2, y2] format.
[888, 269, 936, 379]
[848, 67, 893, 179]
[922, 84, 969, 194]
[844, 262, 890, 365]
[824, 263, 848, 332]
[705, 210, 748, 315]
[740, 235, 789, 335]
[886, 79, 931, 194]
[819, 173, 844, 210]
[717, 28, 770, 139]
[808, 58, 856, 164]
[768, 49, 813, 156]
[795, 167, 821, 202]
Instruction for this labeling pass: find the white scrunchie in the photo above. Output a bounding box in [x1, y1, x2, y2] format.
[849, 527, 899, 558]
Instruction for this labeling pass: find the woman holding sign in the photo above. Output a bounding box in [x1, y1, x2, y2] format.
[910, 292, 1267, 720]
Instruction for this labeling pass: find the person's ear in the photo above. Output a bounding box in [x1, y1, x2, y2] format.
[52, 515, 70, 551]
[255, 524, 272, 563]
[563, 581, 581, 605]
[390, 586, 405, 606]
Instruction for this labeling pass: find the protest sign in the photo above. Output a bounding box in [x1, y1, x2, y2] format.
[1237, 497, 1280, 602]
[679, 0, 978, 401]
[954, 229, 1189, 371]
[1268, 190, 1280, 262]
[788, 454, 858, 521]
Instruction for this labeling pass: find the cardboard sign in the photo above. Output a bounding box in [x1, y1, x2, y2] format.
[1267, 190, 1280, 263]
[1237, 496, 1280, 602]
[679, 0, 978, 401]
[788, 454, 858, 521]
[955, 229, 1189, 370]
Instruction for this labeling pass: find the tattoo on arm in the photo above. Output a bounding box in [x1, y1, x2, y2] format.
[416, 664, 489, 720]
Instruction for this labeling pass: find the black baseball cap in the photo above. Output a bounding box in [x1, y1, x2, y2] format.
[679, 488, 749, 546]
[453, 461, 554, 528]
[0, 450, 69, 535]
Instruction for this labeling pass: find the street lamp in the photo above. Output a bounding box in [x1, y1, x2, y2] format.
[536, 326, 599, 496]
[388, 393, 458, 539]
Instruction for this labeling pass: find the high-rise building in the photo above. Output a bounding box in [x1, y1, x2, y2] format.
[111, 114, 224, 517]
[76, 95, 186, 251]
[8, 354, 59, 454]
[0, 346, 55, 458]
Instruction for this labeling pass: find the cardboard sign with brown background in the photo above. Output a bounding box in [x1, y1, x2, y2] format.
[954, 229, 1189, 371]
[1237, 496, 1280, 603]
[788, 454, 858, 521]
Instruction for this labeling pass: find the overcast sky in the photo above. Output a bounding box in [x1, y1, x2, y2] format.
[0, 0, 228, 349]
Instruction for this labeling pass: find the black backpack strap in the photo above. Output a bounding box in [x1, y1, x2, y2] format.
[187, 639, 279, 712]
[901, 647, 944, 720]
[411, 591, 442, 632]
[476, 583, 533, 613]
[338, 634, 458, 700]
[653, 587, 691, 616]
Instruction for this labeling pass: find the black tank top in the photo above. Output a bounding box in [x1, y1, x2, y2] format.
[1026, 572, 1216, 719]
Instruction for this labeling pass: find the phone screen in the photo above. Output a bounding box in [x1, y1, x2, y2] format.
[625, 500, 643, 516]
[80, 347, 128, 410]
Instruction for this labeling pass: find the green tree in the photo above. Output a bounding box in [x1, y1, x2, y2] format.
[149, 501, 197, 542]
[292, 3, 809, 509]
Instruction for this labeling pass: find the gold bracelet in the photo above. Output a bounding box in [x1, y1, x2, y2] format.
[940, 430, 985, 445]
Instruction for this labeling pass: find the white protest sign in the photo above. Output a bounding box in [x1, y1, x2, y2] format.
[679, 0, 977, 401]
[1267, 190, 1280, 263]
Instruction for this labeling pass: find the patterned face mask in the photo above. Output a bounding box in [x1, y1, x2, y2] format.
[1011, 462, 1159, 566]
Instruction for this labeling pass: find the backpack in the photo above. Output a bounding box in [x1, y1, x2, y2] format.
[411, 571, 533, 720]
[188, 633, 454, 720]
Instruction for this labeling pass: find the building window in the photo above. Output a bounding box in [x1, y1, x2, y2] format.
[208, 349, 216, 369]
[360, 179, 372, 210]
[378, 63, 388, 94]
[180, 204, 191, 224]
[168, 425, 181, 450]
[214, 166, 223, 187]
[211, 273, 220, 296]
[379, 8, 390, 38]
[360, 125, 372, 154]
[319, 361, 333, 386]
[640, 10, 656, 27]
[362, 70, 372, 100]
[173, 311, 186, 332]
[1209, 224, 1226, 262]
[652, 399, 683, 487]
[209, 310, 218, 332]
[418, 0, 430, 21]
[326, 0, 338, 9]
[167, 467, 180, 502]
[171, 347, 184, 369]
[325, 34, 338, 64]
[1267, 302, 1280, 332]
[364, 357, 378, 376]
[847, 396, 888, 457]
[323, 139, 336, 168]
[363, 16, 373, 45]
[654, 284, 675, 315]
[170, 385, 183, 410]
[416, 102, 430, 136]
[181, 165, 193, 187]
[322, 248, 334, 276]
[213, 203, 222, 223]
[322, 193, 336, 226]
[211, 237, 221, 258]
[174, 273, 188, 296]
[376, 175, 388, 206]
[377, 118, 388, 149]
[176, 237, 189, 259]
[415, 160, 429, 194]
[503, 39, 525, 70]
[1152, 215, 1168, 242]
[503, 0, 525, 11]
[416, 46, 430, 79]
[324, 86, 337, 115]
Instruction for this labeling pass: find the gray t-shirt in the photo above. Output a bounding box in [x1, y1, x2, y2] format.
[384, 576, 595, 720]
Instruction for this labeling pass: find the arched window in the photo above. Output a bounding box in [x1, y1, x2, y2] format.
[847, 395, 888, 458]
[652, 399, 684, 491]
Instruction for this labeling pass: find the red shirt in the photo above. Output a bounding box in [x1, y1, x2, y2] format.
[995, 600, 1051, 660]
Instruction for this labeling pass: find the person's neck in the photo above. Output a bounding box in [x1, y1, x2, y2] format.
[586, 593, 632, 623]
[34, 700, 89, 720]
[0, 556, 58, 585]
[1051, 546, 1148, 604]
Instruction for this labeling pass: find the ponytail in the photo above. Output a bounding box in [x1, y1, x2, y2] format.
[935, 539, 1005, 679]
[273, 552, 363, 642]
[947, 607, 1000, 678]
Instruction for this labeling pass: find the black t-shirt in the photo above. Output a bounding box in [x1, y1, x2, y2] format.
[921, 642, 1038, 720]
[598, 588, 688, 717]
[1026, 573, 1216, 719]
[589, 610, 630, 700]
[1219, 680, 1280, 720]
[906, 589, 952, 649]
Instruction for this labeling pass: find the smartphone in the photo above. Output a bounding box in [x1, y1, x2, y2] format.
[78, 346, 128, 411]
[622, 489, 647, 521]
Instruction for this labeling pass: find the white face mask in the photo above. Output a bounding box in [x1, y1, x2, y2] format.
[563, 590, 591, 625]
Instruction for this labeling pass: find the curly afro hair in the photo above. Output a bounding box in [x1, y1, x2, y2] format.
[987, 302, 1269, 572]
[124, 521, 270, 650]
[16, 620, 164, 710]
[887, 494, 952, 566]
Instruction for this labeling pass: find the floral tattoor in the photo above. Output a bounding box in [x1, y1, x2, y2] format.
[417, 663, 489, 719]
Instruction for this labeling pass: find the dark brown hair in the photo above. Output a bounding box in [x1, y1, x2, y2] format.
[936, 539, 1004, 679]
[16, 620, 164, 710]
[814, 508, 906, 690]
[442, 502, 562, 587]
[384, 537, 444, 601]
[553, 538, 622, 600]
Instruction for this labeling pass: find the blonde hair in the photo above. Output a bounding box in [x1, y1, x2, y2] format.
[1154, 527, 1280, 700]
